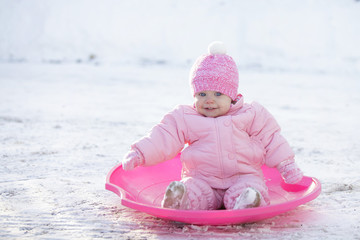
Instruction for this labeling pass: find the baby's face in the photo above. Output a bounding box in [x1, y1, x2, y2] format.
[194, 91, 232, 118]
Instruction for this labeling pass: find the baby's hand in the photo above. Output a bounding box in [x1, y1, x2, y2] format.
[122, 149, 144, 171]
[277, 159, 303, 184]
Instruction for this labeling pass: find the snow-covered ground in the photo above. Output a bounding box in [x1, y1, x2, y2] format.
[1, 0, 360, 239]
[1, 63, 359, 239]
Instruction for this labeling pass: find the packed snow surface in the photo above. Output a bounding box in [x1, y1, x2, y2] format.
[1, 0, 360, 239]
[1, 63, 359, 239]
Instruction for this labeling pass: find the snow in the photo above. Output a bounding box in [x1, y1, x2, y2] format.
[1, 0, 360, 239]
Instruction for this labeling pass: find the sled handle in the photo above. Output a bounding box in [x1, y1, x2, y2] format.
[280, 176, 313, 192]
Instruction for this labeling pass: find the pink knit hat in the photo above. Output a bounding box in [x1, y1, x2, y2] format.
[189, 41, 239, 100]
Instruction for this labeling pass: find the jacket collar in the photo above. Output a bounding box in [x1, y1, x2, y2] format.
[227, 94, 244, 115]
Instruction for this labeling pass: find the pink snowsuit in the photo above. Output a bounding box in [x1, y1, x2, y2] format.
[131, 96, 294, 210]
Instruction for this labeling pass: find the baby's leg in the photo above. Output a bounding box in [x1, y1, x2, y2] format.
[224, 175, 270, 210]
[182, 177, 222, 210]
[161, 177, 221, 210]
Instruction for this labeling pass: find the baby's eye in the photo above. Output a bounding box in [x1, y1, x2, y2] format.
[199, 92, 206, 97]
[215, 92, 222, 96]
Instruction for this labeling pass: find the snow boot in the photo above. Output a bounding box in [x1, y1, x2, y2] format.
[161, 181, 187, 209]
[233, 187, 261, 209]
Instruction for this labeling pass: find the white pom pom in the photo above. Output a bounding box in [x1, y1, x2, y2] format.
[208, 41, 227, 55]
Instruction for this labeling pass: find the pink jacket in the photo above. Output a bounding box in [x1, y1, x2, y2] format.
[132, 96, 294, 189]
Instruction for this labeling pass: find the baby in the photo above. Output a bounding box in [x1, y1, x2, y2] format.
[122, 42, 303, 210]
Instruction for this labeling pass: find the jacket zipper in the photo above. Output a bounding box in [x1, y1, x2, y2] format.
[214, 118, 225, 187]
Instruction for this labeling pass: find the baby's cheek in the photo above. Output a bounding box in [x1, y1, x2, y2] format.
[194, 100, 202, 111]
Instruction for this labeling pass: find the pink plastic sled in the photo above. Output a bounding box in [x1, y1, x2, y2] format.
[106, 154, 321, 225]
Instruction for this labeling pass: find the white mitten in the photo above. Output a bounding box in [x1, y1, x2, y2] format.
[277, 159, 303, 184]
[122, 149, 144, 171]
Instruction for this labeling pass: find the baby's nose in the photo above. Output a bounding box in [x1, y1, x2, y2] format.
[205, 96, 215, 103]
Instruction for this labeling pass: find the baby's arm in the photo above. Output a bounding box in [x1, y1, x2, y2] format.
[122, 107, 187, 170]
[248, 102, 303, 184]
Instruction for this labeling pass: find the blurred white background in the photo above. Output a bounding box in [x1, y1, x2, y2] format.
[1, 0, 359, 73]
